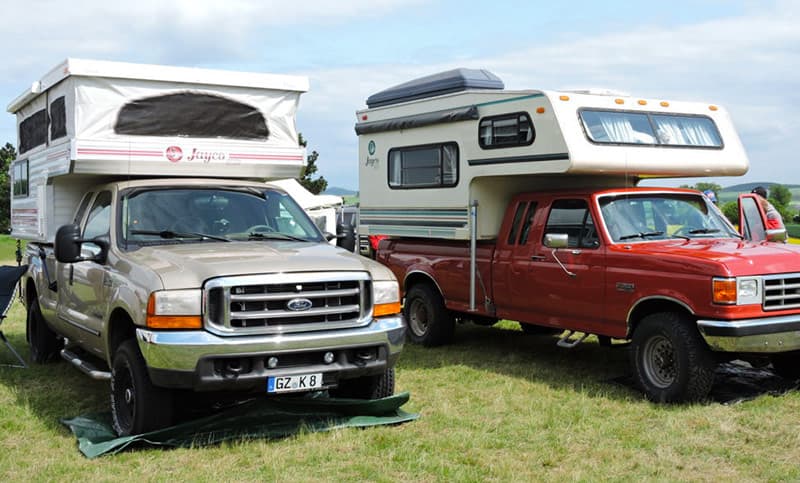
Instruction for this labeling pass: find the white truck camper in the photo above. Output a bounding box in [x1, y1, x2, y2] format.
[9, 58, 308, 242]
[7, 59, 404, 436]
[356, 68, 749, 243]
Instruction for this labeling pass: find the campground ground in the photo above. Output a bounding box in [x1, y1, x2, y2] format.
[1, 237, 799, 480]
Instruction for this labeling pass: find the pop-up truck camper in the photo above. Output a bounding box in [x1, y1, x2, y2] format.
[8, 59, 404, 436]
[358, 68, 800, 403]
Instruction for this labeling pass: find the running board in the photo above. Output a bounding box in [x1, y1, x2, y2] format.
[556, 330, 590, 349]
[61, 347, 111, 381]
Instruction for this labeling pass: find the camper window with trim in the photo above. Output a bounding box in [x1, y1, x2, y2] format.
[388, 142, 458, 189]
[478, 112, 535, 149]
[12, 160, 28, 198]
[579, 109, 723, 148]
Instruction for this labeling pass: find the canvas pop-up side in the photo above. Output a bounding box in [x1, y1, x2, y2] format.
[355, 68, 749, 241]
[7, 58, 309, 242]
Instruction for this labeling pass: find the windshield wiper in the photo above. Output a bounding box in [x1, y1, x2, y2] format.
[130, 230, 230, 242]
[247, 232, 308, 242]
[687, 228, 720, 235]
[618, 231, 664, 241]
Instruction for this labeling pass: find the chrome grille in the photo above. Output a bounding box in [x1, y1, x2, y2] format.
[763, 273, 800, 311]
[204, 272, 372, 335]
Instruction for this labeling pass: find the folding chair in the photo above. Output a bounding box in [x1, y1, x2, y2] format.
[0, 265, 29, 368]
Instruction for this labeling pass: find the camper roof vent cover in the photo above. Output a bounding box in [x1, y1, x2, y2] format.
[366, 68, 504, 108]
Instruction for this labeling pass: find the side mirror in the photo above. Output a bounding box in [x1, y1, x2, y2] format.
[543, 233, 569, 249]
[54, 224, 108, 264]
[766, 228, 788, 243]
[336, 222, 356, 251]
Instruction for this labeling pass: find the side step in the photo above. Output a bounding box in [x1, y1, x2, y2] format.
[61, 347, 111, 381]
[556, 330, 590, 349]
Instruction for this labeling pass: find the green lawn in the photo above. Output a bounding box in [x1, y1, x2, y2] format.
[2, 236, 800, 480]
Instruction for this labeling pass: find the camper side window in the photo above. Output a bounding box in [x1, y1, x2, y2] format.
[479, 112, 535, 149]
[12, 160, 28, 198]
[388, 143, 458, 189]
[19, 109, 48, 154]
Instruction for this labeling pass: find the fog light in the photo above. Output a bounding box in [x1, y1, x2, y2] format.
[324, 352, 335, 364]
[267, 357, 279, 368]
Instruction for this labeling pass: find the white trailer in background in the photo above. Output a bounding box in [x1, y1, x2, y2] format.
[270, 178, 343, 242]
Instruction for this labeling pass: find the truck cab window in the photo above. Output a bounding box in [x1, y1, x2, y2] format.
[83, 191, 112, 239]
[507, 202, 528, 244]
[518, 202, 539, 245]
[543, 199, 598, 248]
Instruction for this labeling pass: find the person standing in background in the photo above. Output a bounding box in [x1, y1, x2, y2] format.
[752, 186, 785, 231]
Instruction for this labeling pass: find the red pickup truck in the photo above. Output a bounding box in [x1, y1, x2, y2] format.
[377, 187, 800, 402]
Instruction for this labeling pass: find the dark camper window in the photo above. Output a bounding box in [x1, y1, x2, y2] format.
[114, 92, 269, 140]
[479, 112, 535, 149]
[19, 109, 47, 154]
[388, 143, 458, 189]
[12, 160, 29, 198]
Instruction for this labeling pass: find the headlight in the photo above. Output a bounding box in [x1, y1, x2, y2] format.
[712, 277, 761, 305]
[372, 280, 401, 316]
[146, 289, 203, 329]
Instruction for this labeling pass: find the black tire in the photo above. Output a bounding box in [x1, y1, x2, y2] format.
[403, 283, 454, 346]
[331, 367, 396, 399]
[111, 339, 175, 436]
[630, 312, 715, 403]
[519, 322, 562, 336]
[27, 301, 61, 363]
[770, 351, 800, 380]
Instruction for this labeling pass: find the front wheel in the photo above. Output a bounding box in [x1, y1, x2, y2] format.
[27, 300, 61, 363]
[630, 312, 715, 403]
[403, 283, 454, 346]
[331, 367, 395, 399]
[111, 339, 175, 436]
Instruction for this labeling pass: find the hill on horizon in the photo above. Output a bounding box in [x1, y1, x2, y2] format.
[323, 186, 357, 196]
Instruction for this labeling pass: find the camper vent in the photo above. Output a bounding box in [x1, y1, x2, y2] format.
[763, 274, 800, 311]
[366, 68, 504, 108]
[204, 272, 372, 335]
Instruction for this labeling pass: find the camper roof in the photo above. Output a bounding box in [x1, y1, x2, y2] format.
[7, 58, 309, 114]
[365, 68, 504, 108]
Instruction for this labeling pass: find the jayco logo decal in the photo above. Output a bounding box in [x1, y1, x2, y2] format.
[165, 146, 183, 162]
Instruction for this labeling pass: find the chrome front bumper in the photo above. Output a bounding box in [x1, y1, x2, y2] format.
[697, 314, 800, 353]
[136, 315, 405, 390]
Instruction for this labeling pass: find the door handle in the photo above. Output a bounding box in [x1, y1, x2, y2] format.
[530, 255, 546, 260]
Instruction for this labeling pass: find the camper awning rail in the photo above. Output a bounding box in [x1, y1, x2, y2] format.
[355, 105, 478, 135]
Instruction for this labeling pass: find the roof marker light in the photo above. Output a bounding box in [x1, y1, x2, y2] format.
[615, 98, 624, 105]
[559, 95, 570, 101]
[660, 101, 670, 107]
[638, 100, 647, 106]
[709, 105, 718, 111]
[536, 107, 545, 114]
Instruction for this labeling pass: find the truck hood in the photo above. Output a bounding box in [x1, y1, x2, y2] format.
[124, 241, 395, 289]
[619, 238, 800, 276]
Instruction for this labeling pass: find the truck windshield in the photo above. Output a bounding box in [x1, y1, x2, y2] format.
[599, 193, 739, 243]
[120, 187, 324, 246]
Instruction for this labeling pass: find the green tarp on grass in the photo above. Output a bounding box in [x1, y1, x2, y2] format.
[62, 392, 418, 458]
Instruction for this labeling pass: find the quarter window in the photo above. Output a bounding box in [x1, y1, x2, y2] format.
[83, 192, 112, 240]
[388, 143, 458, 189]
[479, 112, 534, 149]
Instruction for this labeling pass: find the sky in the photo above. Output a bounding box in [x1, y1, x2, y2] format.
[1, 0, 799, 191]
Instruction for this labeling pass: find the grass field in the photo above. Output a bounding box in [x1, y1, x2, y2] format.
[2, 238, 800, 480]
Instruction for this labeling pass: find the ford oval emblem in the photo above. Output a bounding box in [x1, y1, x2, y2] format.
[287, 298, 313, 312]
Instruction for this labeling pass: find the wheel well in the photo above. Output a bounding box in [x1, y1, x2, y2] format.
[107, 309, 137, 357]
[403, 271, 441, 298]
[627, 298, 693, 338]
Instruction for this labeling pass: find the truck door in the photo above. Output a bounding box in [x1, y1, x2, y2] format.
[57, 191, 112, 353]
[522, 199, 606, 333]
[738, 193, 788, 242]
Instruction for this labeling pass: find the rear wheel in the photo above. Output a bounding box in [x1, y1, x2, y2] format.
[332, 367, 395, 399]
[111, 339, 174, 436]
[27, 301, 61, 363]
[404, 283, 454, 346]
[770, 351, 800, 380]
[630, 312, 715, 403]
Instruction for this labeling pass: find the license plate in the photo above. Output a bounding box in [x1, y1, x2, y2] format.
[267, 373, 323, 393]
